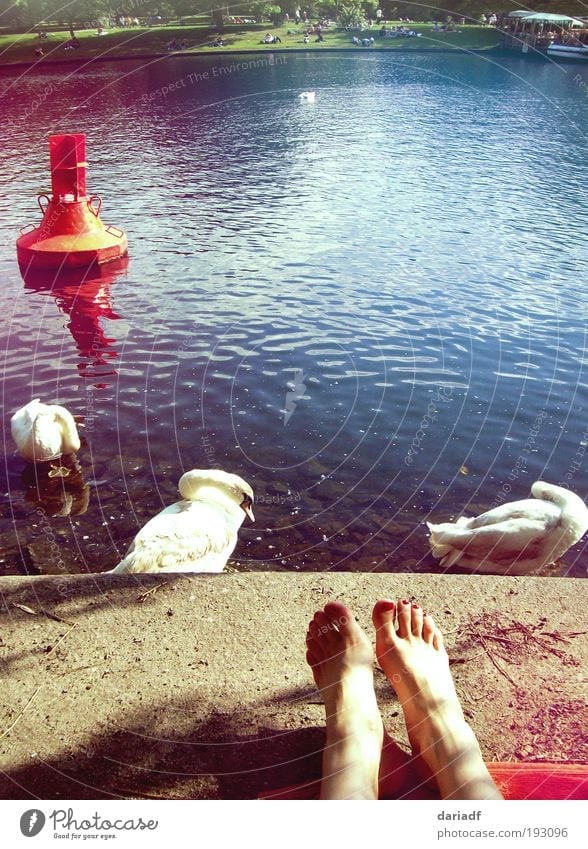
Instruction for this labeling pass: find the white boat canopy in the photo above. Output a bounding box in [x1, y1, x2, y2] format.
[506, 12, 585, 26]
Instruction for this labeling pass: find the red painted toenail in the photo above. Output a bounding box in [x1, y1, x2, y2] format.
[402, 599, 410, 605]
[412, 603, 420, 609]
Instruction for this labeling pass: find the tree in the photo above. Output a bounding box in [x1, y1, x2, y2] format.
[210, 7, 225, 32]
[229, 2, 280, 24]
[0, 0, 53, 29]
[16, 0, 114, 35]
[336, 0, 366, 28]
[265, 4, 284, 26]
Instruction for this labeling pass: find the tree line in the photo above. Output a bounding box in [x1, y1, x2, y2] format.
[1, 0, 585, 34]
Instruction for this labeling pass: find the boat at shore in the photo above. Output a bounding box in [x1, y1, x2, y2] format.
[501, 11, 588, 57]
[546, 42, 588, 60]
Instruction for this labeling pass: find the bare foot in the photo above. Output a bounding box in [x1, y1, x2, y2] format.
[372, 599, 503, 800]
[306, 601, 383, 800]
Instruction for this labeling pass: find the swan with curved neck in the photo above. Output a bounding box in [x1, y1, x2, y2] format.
[427, 481, 588, 575]
[11, 399, 81, 465]
[110, 469, 254, 574]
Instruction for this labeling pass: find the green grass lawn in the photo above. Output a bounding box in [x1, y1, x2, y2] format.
[0, 23, 502, 66]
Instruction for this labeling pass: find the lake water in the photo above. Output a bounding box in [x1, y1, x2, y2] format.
[0, 51, 587, 576]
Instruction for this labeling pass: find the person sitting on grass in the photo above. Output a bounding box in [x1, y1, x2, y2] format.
[306, 598, 504, 800]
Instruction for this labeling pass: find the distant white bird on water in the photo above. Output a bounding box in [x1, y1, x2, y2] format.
[299, 91, 315, 101]
[11, 399, 81, 476]
[427, 481, 588, 575]
[110, 469, 254, 574]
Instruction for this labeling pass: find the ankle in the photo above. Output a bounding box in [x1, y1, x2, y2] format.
[414, 717, 483, 776]
[406, 688, 465, 724]
[325, 711, 384, 741]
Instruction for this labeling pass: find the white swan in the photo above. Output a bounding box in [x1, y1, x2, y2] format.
[110, 469, 254, 574]
[427, 481, 588, 575]
[299, 91, 316, 101]
[11, 399, 81, 470]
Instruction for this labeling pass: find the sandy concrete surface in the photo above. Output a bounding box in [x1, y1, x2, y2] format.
[0, 573, 586, 799]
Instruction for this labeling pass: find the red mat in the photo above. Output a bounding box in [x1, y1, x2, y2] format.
[488, 763, 588, 801]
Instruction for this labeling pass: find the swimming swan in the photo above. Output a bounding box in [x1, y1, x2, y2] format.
[110, 469, 254, 574]
[299, 91, 316, 101]
[427, 481, 588, 575]
[11, 399, 81, 472]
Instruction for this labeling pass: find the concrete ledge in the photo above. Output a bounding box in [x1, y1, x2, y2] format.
[0, 45, 504, 70]
[0, 573, 585, 799]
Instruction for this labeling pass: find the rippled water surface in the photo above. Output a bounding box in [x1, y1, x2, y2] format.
[0, 52, 587, 575]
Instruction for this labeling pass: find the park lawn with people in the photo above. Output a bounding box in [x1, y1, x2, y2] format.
[0, 22, 502, 66]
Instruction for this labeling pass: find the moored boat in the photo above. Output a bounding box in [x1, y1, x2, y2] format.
[546, 42, 588, 60]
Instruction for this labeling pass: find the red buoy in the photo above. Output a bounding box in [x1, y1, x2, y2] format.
[17, 134, 128, 272]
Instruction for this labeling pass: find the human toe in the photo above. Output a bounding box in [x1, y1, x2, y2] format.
[312, 610, 332, 633]
[306, 618, 327, 657]
[323, 601, 366, 645]
[372, 599, 396, 637]
[323, 600, 353, 631]
[422, 612, 436, 644]
[307, 607, 345, 658]
[305, 647, 320, 669]
[410, 603, 424, 636]
[396, 598, 413, 638]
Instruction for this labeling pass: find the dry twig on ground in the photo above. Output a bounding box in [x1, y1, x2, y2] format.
[453, 612, 581, 687]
